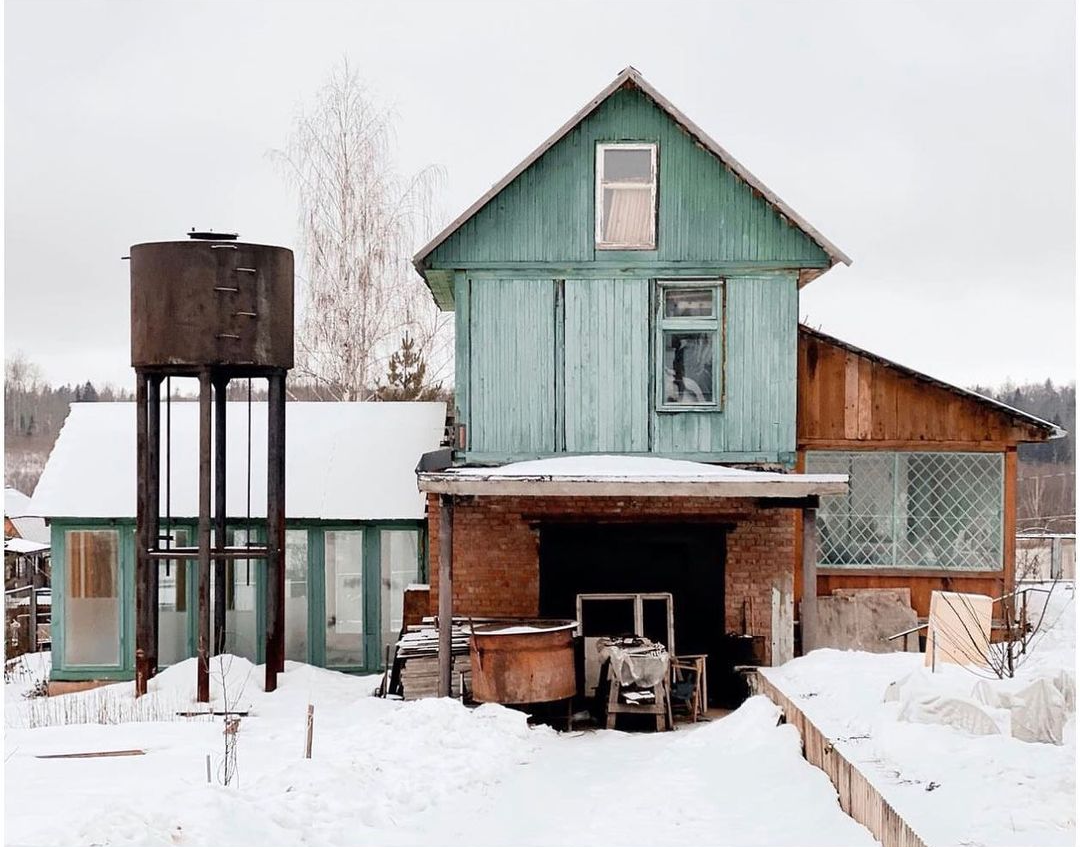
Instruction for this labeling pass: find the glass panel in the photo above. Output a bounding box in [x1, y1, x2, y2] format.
[158, 528, 189, 667]
[64, 529, 120, 665]
[602, 147, 652, 182]
[380, 530, 419, 656]
[807, 452, 1004, 571]
[664, 287, 715, 318]
[662, 331, 715, 404]
[208, 527, 259, 662]
[811, 452, 896, 567]
[325, 530, 364, 667]
[601, 186, 654, 246]
[285, 530, 308, 662]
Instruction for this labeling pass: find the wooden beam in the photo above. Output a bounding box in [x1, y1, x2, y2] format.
[800, 507, 819, 654]
[1003, 447, 1018, 597]
[437, 494, 454, 698]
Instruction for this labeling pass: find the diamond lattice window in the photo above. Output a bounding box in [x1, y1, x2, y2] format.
[805, 451, 1004, 571]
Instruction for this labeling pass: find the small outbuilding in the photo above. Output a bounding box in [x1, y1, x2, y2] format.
[25, 401, 446, 689]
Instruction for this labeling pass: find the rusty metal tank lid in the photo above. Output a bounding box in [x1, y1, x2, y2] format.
[187, 229, 239, 241]
[471, 619, 578, 636]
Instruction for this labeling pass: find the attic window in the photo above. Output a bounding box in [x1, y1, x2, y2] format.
[596, 143, 657, 249]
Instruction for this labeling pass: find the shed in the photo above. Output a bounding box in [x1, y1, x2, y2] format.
[27, 401, 447, 683]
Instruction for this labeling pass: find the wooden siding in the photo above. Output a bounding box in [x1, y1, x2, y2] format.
[462, 274, 797, 461]
[653, 275, 798, 458]
[563, 278, 649, 452]
[798, 329, 1050, 447]
[429, 86, 829, 269]
[468, 279, 556, 454]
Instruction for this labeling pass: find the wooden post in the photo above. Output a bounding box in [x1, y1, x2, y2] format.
[265, 371, 287, 691]
[134, 371, 151, 697]
[213, 377, 228, 656]
[437, 494, 454, 697]
[1003, 447, 1018, 596]
[197, 370, 212, 703]
[304, 704, 314, 758]
[800, 507, 819, 655]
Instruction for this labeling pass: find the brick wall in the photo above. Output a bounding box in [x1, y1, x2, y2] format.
[426, 493, 796, 663]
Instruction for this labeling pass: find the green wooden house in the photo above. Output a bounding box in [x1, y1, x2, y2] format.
[27, 401, 446, 688]
[412, 67, 1058, 692]
[416, 66, 850, 467]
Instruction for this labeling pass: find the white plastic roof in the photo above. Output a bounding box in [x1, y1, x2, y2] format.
[28, 402, 447, 521]
[419, 455, 847, 498]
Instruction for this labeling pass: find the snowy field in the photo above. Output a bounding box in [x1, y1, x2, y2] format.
[761, 582, 1076, 847]
[5, 655, 876, 847]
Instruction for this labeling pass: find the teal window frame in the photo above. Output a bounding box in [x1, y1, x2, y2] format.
[50, 518, 425, 681]
[654, 278, 724, 412]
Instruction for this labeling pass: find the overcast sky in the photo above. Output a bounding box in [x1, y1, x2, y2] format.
[4, 0, 1075, 391]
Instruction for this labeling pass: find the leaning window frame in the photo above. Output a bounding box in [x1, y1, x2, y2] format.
[595, 142, 658, 250]
[654, 278, 725, 412]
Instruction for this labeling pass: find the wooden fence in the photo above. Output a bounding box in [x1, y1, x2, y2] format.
[754, 673, 929, 847]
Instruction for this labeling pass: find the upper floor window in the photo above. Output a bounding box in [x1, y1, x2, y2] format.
[657, 281, 722, 409]
[595, 143, 657, 249]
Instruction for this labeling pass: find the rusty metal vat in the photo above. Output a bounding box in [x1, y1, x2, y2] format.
[470, 620, 578, 705]
[130, 233, 294, 370]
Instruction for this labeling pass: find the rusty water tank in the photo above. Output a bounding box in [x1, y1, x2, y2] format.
[130, 231, 294, 368]
[470, 620, 578, 705]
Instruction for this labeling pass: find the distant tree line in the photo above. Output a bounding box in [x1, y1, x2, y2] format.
[969, 379, 1074, 464]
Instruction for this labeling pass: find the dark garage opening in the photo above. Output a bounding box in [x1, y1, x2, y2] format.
[539, 522, 743, 708]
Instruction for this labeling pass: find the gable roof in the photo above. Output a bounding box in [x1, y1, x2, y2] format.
[798, 325, 1064, 441]
[27, 402, 447, 521]
[414, 67, 851, 286]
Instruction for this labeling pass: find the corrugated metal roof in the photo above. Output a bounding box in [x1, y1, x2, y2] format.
[413, 66, 851, 282]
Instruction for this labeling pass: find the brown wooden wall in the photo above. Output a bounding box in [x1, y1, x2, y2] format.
[797, 328, 1049, 448]
[794, 328, 1049, 621]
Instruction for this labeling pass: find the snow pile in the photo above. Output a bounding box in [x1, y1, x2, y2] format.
[6, 661, 875, 846]
[762, 582, 1076, 847]
[456, 453, 846, 484]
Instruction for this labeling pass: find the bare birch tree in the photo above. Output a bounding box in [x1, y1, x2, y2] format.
[272, 60, 451, 400]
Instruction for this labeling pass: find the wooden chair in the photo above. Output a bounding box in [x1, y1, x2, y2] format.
[670, 655, 708, 722]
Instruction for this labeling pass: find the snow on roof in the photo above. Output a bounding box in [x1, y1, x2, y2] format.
[28, 401, 446, 521]
[5, 488, 50, 544]
[4, 537, 49, 554]
[5, 488, 31, 518]
[460, 455, 786, 479]
[420, 454, 847, 498]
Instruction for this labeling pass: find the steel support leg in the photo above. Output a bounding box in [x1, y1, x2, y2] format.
[197, 370, 212, 702]
[214, 377, 228, 655]
[265, 371, 286, 691]
[134, 371, 150, 697]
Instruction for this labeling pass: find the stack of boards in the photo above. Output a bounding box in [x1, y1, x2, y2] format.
[393, 620, 472, 700]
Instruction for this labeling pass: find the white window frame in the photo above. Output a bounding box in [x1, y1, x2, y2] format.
[595, 142, 658, 250]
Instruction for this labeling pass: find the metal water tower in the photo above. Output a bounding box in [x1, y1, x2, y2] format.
[130, 230, 294, 700]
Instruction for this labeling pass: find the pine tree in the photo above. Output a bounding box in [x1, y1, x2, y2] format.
[375, 333, 442, 401]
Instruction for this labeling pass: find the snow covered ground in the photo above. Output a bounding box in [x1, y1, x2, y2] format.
[4, 655, 877, 847]
[761, 582, 1076, 847]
